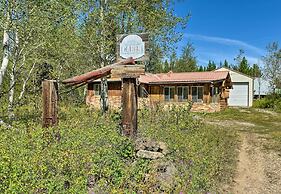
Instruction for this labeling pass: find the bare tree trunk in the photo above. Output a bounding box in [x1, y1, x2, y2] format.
[0, 3, 10, 92]
[8, 61, 16, 119]
[18, 62, 35, 100]
[7, 25, 19, 119]
[99, 0, 109, 113]
[0, 29, 9, 92]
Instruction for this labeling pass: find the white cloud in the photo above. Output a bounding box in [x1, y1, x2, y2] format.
[184, 33, 265, 55]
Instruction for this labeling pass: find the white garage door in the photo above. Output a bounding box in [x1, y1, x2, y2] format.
[228, 82, 249, 106]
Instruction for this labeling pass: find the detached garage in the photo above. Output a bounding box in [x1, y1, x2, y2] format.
[215, 67, 253, 107]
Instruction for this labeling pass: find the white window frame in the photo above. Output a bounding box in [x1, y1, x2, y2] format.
[192, 86, 204, 103]
[177, 86, 189, 102]
[164, 86, 175, 101]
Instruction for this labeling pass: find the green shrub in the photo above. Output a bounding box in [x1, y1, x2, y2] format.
[253, 94, 281, 112]
[0, 104, 237, 193]
[0, 106, 149, 193]
[253, 98, 274, 108]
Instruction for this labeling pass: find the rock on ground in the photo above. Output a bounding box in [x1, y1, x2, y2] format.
[136, 150, 164, 160]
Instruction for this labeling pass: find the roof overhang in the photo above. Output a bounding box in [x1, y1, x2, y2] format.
[141, 79, 225, 85]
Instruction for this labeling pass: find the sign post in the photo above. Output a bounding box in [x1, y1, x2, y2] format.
[42, 80, 58, 128]
[117, 33, 148, 138]
[121, 76, 138, 137]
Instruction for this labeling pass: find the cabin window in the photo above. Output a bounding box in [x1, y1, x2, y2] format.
[177, 86, 189, 101]
[139, 86, 148, 98]
[164, 86, 175, 101]
[211, 86, 219, 103]
[94, 84, 101, 95]
[192, 86, 203, 102]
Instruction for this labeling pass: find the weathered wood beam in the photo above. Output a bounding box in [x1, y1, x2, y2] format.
[111, 65, 145, 78]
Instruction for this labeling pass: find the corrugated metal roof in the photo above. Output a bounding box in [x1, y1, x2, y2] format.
[139, 71, 229, 84]
[215, 67, 253, 79]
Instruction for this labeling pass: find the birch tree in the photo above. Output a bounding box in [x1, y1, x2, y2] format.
[263, 42, 281, 92]
[1, 0, 80, 116]
[100, 0, 109, 113]
[0, 2, 10, 92]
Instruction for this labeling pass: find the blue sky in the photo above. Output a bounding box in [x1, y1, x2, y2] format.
[173, 0, 281, 66]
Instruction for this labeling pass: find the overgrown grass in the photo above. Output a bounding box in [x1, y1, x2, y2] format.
[0, 103, 238, 193]
[206, 108, 281, 151]
[138, 105, 238, 192]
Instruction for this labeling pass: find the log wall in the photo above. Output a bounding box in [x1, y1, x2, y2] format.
[86, 82, 229, 112]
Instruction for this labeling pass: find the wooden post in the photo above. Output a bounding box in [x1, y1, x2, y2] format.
[121, 76, 138, 137]
[42, 80, 58, 128]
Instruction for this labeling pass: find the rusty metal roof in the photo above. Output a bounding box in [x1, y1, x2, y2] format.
[139, 71, 230, 84]
[62, 58, 135, 86]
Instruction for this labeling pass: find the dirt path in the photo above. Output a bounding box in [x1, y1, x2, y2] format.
[205, 117, 281, 193]
[232, 132, 281, 194]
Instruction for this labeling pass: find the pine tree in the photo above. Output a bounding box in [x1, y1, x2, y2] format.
[233, 50, 251, 75]
[206, 60, 216, 71]
[223, 60, 230, 68]
[163, 60, 170, 73]
[251, 64, 261, 78]
[238, 57, 250, 75]
[174, 42, 197, 72]
[169, 51, 177, 72]
[198, 66, 202, 72]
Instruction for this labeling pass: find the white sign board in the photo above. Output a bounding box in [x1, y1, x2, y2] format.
[120, 35, 145, 59]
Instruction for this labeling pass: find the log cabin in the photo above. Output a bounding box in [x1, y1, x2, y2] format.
[86, 71, 232, 112]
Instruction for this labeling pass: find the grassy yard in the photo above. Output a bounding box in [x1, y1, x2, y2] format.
[0, 104, 238, 193]
[205, 107, 281, 151]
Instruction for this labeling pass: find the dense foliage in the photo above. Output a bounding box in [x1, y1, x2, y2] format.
[253, 94, 281, 112]
[0, 0, 188, 116]
[0, 103, 237, 193]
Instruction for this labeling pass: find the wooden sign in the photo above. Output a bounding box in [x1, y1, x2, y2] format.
[117, 33, 149, 62]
